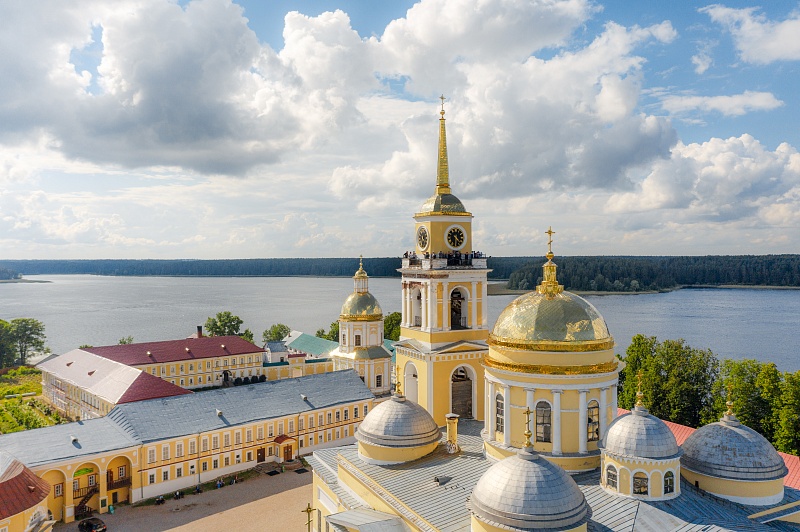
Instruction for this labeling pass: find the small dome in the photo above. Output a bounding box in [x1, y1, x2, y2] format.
[489, 290, 613, 352]
[681, 414, 787, 481]
[469, 448, 589, 530]
[355, 395, 440, 449]
[418, 192, 467, 214]
[340, 292, 383, 319]
[601, 406, 681, 459]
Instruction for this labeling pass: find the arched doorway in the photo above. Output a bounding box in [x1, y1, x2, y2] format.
[411, 286, 422, 327]
[450, 366, 474, 418]
[404, 362, 419, 404]
[450, 287, 468, 330]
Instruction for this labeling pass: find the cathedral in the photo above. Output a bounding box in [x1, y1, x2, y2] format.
[308, 102, 800, 530]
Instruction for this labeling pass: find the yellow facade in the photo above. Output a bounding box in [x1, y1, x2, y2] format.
[0, 505, 51, 532]
[600, 454, 681, 500]
[680, 468, 785, 505]
[134, 352, 264, 389]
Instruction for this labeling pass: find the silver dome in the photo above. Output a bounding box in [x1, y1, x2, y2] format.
[681, 414, 788, 481]
[355, 395, 440, 448]
[600, 406, 681, 459]
[469, 449, 589, 530]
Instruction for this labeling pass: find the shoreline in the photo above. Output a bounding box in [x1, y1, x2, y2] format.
[0, 279, 50, 284]
[487, 282, 799, 296]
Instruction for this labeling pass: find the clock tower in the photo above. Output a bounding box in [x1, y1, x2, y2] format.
[394, 97, 490, 425]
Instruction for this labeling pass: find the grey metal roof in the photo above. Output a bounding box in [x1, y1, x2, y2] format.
[600, 406, 682, 459]
[0, 416, 139, 468]
[355, 395, 440, 449]
[310, 420, 800, 532]
[469, 448, 589, 530]
[108, 369, 373, 443]
[682, 414, 788, 481]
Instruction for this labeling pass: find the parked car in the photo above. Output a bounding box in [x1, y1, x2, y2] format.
[78, 517, 107, 532]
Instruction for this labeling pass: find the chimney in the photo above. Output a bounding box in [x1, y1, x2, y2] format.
[197, 325, 203, 338]
[445, 413, 460, 454]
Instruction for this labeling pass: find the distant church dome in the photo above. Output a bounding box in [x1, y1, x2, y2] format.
[340, 258, 383, 320]
[489, 240, 613, 353]
[469, 447, 589, 531]
[355, 390, 440, 465]
[601, 406, 680, 459]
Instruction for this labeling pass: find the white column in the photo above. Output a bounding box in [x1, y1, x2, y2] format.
[488, 381, 496, 440]
[401, 283, 408, 326]
[578, 390, 588, 454]
[426, 358, 434, 414]
[599, 387, 609, 439]
[470, 281, 477, 328]
[552, 390, 562, 455]
[484, 379, 491, 432]
[526, 389, 535, 412]
[421, 285, 428, 330]
[443, 281, 450, 330]
[430, 282, 437, 331]
[503, 385, 511, 447]
[610, 384, 618, 422]
[481, 281, 488, 327]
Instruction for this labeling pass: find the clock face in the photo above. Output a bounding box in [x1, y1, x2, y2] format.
[416, 226, 429, 250]
[446, 226, 466, 249]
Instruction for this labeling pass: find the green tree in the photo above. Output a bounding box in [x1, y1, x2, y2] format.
[263, 323, 291, 344]
[241, 329, 254, 344]
[0, 319, 14, 368]
[316, 321, 339, 341]
[8, 318, 46, 366]
[775, 371, 800, 455]
[118, 336, 134, 345]
[205, 311, 244, 337]
[705, 359, 783, 441]
[383, 312, 402, 341]
[620, 335, 719, 428]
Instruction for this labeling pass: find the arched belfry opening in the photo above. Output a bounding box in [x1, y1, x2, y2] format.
[450, 288, 468, 330]
[404, 362, 419, 403]
[451, 366, 473, 418]
[411, 287, 422, 327]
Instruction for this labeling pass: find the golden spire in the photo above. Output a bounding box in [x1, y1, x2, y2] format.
[536, 226, 564, 298]
[523, 407, 533, 448]
[635, 370, 645, 407]
[435, 94, 452, 195]
[725, 382, 734, 416]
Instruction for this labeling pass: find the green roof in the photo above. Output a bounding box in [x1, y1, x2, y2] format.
[286, 333, 338, 357]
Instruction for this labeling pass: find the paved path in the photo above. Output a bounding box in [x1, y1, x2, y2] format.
[57, 469, 313, 532]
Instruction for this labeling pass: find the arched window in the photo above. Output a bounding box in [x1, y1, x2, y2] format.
[495, 393, 504, 433]
[633, 472, 648, 495]
[535, 401, 551, 442]
[606, 465, 618, 490]
[587, 400, 600, 442]
[664, 471, 675, 494]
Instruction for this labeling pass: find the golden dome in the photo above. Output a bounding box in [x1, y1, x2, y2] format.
[417, 192, 468, 215]
[340, 292, 383, 320]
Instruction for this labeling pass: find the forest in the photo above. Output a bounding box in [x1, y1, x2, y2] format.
[0, 267, 20, 280]
[1, 255, 799, 288]
[506, 254, 800, 291]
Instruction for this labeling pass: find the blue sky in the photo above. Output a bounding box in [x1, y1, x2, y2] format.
[1, 0, 799, 259]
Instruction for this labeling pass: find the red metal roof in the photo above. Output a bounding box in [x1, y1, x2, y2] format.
[274, 435, 296, 444]
[117, 371, 192, 404]
[616, 408, 800, 489]
[0, 454, 50, 520]
[85, 335, 263, 366]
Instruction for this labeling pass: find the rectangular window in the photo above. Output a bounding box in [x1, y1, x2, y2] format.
[148, 448, 156, 463]
[162, 445, 170, 461]
[319, 414, 324, 426]
[73, 479, 79, 492]
[176, 467, 183, 478]
[246, 451, 252, 461]
[118, 466, 127, 478]
[299, 418, 304, 430]
[257, 427, 264, 440]
[288, 420, 294, 433]
[268, 425, 274, 438]
[299, 438, 304, 449]
[189, 364, 194, 372]
[189, 440, 196, 455]
[335, 411, 340, 422]
[363, 405, 368, 417]
[344, 427, 348, 437]
[207, 362, 211, 369]
[268, 447, 273, 456]
[163, 470, 169, 482]
[212, 435, 219, 449]
[54, 483, 64, 498]
[354, 334, 361, 346]
[344, 409, 349, 421]
[224, 433, 230, 447]
[336, 430, 340, 439]
[213, 459, 218, 469]
[354, 406, 359, 419]
[240, 357, 245, 365]
[278, 422, 284, 435]
[180, 365, 184, 374]
[149, 473, 155, 484]
[327, 413, 332, 424]
[224, 456, 230, 467]
[309, 416, 314, 428]
[376, 375, 383, 388]
[180, 379, 185, 386]
[202, 438, 209, 452]
[246, 429, 252, 443]
[235, 432, 241, 445]
[176, 442, 184, 458]
[202, 462, 208, 472]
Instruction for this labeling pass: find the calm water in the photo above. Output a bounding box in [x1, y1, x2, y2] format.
[0, 276, 798, 372]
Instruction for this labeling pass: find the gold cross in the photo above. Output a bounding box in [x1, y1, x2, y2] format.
[440, 94, 447, 116]
[523, 407, 533, 447]
[302, 502, 315, 532]
[726, 382, 734, 416]
[545, 226, 555, 254]
[635, 370, 644, 407]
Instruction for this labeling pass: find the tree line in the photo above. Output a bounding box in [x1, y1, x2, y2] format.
[0, 268, 20, 280]
[507, 254, 800, 291]
[619, 335, 800, 456]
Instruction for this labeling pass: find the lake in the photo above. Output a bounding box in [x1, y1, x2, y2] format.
[1, 275, 798, 372]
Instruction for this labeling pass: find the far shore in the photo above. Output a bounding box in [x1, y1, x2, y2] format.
[487, 282, 799, 296]
[0, 278, 50, 284]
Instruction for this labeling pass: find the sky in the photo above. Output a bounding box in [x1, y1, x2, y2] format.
[1, 0, 799, 259]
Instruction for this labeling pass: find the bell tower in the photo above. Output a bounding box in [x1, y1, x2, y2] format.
[394, 97, 490, 425]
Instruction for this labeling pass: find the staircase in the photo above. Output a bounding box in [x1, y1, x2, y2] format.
[74, 486, 99, 520]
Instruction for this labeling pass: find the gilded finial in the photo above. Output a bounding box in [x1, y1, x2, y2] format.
[440, 94, 446, 117]
[635, 370, 644, 407]
[435, 95, 451, 195]
[359, 254, 363, 270]
[725, 382, 734, 416]
[523, 407, 533, 448]
[536, 226, 563, 298]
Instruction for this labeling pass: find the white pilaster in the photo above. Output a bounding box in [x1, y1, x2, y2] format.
[471, 281, 477, 328]
[526, 389, 535, 413]
[552, 390, 562, 455]
[443, 281, 450, 330]
[401, 284, 408, 326]
[430, 282, 437, 331]
[488, 381, 496, 440]
[610, 384, 618, 423]
[421, 285, 428, 330]
[481, 281, 488, 327]
[426, 358, 434, 414]
[599, 387, 609, 439]
[503, 385, 511, 447]
[578, 390, 588, 454]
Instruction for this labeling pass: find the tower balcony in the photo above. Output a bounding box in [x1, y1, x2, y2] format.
[401, 252, 487, 270]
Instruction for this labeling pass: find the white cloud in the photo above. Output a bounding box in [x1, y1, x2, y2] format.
[660, 90, 783, 116]
[701, 5, 800, 64]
